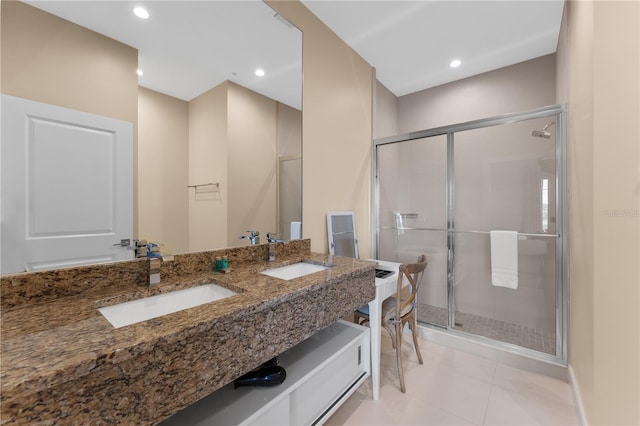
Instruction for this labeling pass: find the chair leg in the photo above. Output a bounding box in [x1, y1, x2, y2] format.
[384, 324, 396, 349]
[410, 314, 423, 364]
[395, 320, 406, 393]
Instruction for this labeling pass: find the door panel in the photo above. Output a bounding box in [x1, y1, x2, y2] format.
[29, 117, 115, 236]
[452, 118, 558, 355]
[376, 135, 448, 327]
[1, 95, 133, 274]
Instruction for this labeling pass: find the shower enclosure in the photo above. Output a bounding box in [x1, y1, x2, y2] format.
[373, 105, 566, 363]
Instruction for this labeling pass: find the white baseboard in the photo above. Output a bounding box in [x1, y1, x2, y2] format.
[568, 364, 588, 425]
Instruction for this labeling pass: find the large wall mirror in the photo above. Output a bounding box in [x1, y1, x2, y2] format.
[1, 1, 302, 274]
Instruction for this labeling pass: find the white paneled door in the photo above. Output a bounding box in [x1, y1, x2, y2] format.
[1, 95, 133, 274]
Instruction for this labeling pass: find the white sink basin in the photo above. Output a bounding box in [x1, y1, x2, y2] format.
[99, 284, 236, 328]
[261, 262, 330, 280]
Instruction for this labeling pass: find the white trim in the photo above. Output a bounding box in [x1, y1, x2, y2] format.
[568, 364, 588, 425]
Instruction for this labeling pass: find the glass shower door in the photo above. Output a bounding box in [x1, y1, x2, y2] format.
[376, 135, 448, 327]
[375, 106, 565, 361]
[452, 117, 559, 355]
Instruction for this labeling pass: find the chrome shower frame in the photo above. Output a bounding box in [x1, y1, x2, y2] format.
[372, 104, 567, 365]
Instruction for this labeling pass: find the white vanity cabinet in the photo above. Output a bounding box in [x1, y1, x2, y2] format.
[162, 320, 370, 426]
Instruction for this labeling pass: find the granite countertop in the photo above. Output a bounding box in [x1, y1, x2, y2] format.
[1, 243, 376, 425]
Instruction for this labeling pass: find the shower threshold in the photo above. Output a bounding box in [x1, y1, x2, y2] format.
[417, 303, 556, 356]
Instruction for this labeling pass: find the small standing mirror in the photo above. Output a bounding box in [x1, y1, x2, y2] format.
[327, 211, 359, 258]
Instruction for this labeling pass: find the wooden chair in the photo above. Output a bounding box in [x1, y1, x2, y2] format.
[355, 254, 428, 393]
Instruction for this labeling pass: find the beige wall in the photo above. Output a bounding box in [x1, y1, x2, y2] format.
[188, 83, 229, 251]
[138, 88, 189, 254]
[565, 0, 596, 420]
[278, 103, 303, 158]
[374, 80, 399, 139]
[398, 54, 556, 133]
[277, 103, 303, 239]
[187, 81, 280, 249]
[0, 1, 137, 123]
[591, 2, 639, 421]
[267, 1, 374, 257]
[565, 1, 640, 424]
[227, 82, 278, 246]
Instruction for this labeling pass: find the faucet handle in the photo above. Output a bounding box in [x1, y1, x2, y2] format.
[240, 230, 260, 245]
[266, 233, 284, 243]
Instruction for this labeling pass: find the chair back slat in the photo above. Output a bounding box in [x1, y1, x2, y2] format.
[395, 254, 427, 319]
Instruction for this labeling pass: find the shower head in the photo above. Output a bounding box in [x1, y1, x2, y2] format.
[532, 129, 551, 139]
[532, 121, 556, 139]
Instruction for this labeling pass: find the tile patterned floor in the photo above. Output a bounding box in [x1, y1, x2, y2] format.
[325, 333, 577, 426]
[417, 303, 557, 355]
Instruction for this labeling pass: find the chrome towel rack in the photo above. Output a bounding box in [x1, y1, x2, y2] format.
[188, 182, 219, 190]
[188, 182, 220, 195]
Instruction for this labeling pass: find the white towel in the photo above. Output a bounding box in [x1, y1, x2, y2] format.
[290, 222, 302, 240]
[490, 230, 518, 289]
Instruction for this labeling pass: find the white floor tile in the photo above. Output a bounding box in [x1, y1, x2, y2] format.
[404, 365, 493, 425]
[325, 379, 476, 426]
[326, 334, 579, 426]
[420, 339, 498, 384]
[492, 364, 572, 402]
[484, 384, 578, 426]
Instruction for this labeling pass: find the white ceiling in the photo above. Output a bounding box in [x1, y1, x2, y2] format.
[23, 1, 564, 107]
[23, 1, 303, 109]
[302, 0, 565, 97]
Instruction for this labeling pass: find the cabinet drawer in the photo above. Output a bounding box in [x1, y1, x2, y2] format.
[248, 396, 289, 426]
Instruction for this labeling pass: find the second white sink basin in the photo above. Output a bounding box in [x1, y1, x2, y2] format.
[261, 262, 330, 280]
[99, 284, 236, 328]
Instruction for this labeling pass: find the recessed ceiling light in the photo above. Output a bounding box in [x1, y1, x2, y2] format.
[450, 59, 461, 68]
[255, 69, 265, 77]
[136, 69, 144, 76]
[133, 7, 149, 19]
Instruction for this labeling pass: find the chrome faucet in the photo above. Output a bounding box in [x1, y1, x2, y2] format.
[240, 231, 260, 245]
[149, 258, 162, 285]
[145, 242, 174, 286]
[266, 233, 284, 262]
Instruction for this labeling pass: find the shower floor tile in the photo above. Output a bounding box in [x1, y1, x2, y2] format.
[417, 303, 556, 355]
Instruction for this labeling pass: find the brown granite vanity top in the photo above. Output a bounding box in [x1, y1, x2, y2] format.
[0, 240, 377, 425]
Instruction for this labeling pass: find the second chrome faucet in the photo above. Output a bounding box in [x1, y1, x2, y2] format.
[266, 233, 284, 262]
